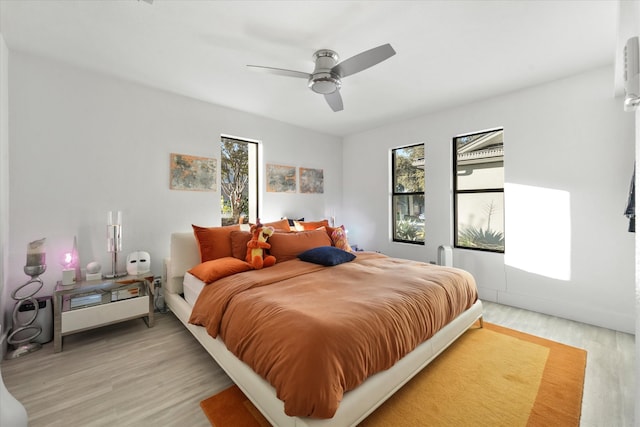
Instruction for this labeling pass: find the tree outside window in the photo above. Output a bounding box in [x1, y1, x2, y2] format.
[220, 136, 258, 226]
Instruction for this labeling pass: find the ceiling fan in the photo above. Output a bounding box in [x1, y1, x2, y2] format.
[247, 43, 396, 112]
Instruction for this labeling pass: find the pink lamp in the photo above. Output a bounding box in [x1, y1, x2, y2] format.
[61, 251, 75, 286]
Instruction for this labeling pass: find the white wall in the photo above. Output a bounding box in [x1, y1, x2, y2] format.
[6, 49, 634, 335]
[343, 65, 635, 333]
[6, 52, 342, 303]
[635, 103, 639, 427]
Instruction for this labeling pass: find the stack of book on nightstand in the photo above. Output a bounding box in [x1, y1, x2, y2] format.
[69, 283, 141, 310]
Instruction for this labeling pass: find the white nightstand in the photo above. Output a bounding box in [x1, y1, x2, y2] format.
[53, 276, 154, 352]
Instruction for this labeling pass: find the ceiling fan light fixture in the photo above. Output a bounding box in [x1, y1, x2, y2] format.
[313, 49, 339, 65]
[309, 73, 342, 94]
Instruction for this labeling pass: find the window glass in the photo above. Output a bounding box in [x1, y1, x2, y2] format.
[392, 144, 425, 244]
[394, 147, 425, 193]
[456, 162, 504, 191]
[221, 136, 259, 225]
[456, 193, 504, 251]
[454, 129, 504, 252]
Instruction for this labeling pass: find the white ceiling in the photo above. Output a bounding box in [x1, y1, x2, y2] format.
[0, 0, 619, 137]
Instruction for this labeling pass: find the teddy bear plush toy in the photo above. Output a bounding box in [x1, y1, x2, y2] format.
[246, 221, 277, 269]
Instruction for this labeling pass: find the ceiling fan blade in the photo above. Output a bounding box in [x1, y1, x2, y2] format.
[325, 91, 343, 112]
[332, 43, 396, 78]
[246, 65, 311, 79]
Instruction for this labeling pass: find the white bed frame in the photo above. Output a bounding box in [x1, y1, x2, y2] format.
[164, 231, 483, 427]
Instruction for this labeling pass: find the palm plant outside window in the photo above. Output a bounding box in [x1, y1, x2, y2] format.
[453, 129, 504, 252]
[392, 144, 425, 244]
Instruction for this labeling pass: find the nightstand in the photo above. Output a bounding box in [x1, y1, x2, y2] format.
[53, 276, 154, 353]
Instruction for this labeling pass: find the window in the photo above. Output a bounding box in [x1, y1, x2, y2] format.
[220, 136, 259, 226]
[392, 144, 425, 244]
[453, 129, 504, 252]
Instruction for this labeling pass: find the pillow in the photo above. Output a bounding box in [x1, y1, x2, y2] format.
[286, 218, 304, 226]
[297, 219, 330, 231]
[192, 224, 241, 262]
[290, 221, 305, 232]
[188, 257, 252, 284]
[261, 218, 291, 232]
[268, 229, 332, 262]
[323, 225, 338, 241]
[286, 217, 305, 231]
[331, 225, 353, 252]
[298, 246, 356, 266]
[230, 230, 252, 260]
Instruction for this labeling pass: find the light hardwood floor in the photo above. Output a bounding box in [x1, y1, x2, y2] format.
[1, 301, 634, 427]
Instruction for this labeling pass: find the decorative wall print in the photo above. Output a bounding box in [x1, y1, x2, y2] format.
[266, 164, 296, 193]
[170, 153, 216, 191]
[299, 167, 324, 194]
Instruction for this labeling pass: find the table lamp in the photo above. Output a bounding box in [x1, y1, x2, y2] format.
[6, 238, 46, 359]
[61, 251, 75, 286]
[104, 211, 126, 278]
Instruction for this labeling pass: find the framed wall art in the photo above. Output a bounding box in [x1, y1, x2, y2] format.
[266, 164, 296, 193]
[299, 167, 324, 194]
[170, 153, 216, 191]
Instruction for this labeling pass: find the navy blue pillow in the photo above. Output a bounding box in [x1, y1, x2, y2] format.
[298, 246, 356, 266]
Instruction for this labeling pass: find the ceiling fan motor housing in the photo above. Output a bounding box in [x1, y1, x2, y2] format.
[309, 49, 342, 94]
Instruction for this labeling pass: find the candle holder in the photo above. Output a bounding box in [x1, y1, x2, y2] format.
[6, 239, 47, 359]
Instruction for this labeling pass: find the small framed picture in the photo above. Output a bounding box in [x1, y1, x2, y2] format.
[170, 153, 216, 191]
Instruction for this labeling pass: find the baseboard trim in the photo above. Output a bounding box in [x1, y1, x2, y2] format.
[477, 288, 634, 334]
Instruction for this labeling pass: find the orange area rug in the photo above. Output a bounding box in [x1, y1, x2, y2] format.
[200, 322, 586, 426]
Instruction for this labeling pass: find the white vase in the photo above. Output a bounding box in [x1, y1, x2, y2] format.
[0, 325, 28, 426]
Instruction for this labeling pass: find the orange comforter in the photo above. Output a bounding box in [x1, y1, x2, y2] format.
[189, 252, 477, 419]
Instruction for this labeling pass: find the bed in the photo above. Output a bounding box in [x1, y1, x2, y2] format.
[164, 227, 483, 426]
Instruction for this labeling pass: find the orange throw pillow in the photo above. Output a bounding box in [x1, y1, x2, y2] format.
[230, 230, 252, 260]
[192, 224, 241, 262]
[297, 219, 330, 230]
[188, 257, 252, 284]
[261, 218, 291, 232]
[330, 226, 353, 252]
[268, 229, 332, 263]
[323, 225, 337, 242]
